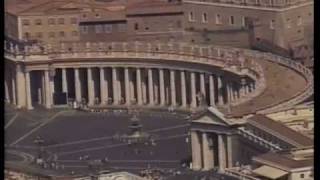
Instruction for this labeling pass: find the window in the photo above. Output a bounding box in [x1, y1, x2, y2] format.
[95, 13, 100, 18]
[287, 18, 291, 28]
[215, 14, 221, 24]
[202, 13, 208, 23]
[297, 16, 302, 26]
[189, 12, 195, 22]
[230, 16, 235, 25]
[118, 24, 126, 32]
[134, 23, 139, 30]
[71, 31, 78, 36]
[270, 20, 275, 29]
[70, 17, 77, 24]
[48, 18, 55, 25]
[58, 18, 65, 25]
[95, 25, 103, 33]
[35, 19, 42, 25]
[49, 32, 55, 38]
[82, 14, 87, 18]
[24, 32, 30, 39]
[177, 20, 182, 28]
[59, 31, 65, 37]
[81, 26, 88, 34]
[22, 19, 30, 26]
[36, 32, 42, 38]
[104, 24, 112, 33]
[300, 174, 304, 178]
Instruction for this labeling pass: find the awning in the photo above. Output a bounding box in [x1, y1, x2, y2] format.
[253, 165, 288, 179]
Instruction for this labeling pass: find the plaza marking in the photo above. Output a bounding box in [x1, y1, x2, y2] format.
[6, 150, 34, 163]
[5, 113, 19, 129]
[10, 111, 69, 146]
[45, 124, 189, 149]
[57, 133, 188, 156]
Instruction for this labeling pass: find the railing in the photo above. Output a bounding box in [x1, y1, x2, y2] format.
[237, 127, 282, 151]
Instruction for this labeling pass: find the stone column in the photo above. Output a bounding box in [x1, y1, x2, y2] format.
[170, 70, 176, 106]
[87, 68, 94, 106]
[74, 68, 82, 103]
[25, 71, 33, 110]
[112, 67, 119, 105]
[202, 132, 214, 170]
[200, 73, 206, 98]
[100, 68, 107, 105]
[191, 131, 202, 170]
[129, 71, 135, 102]
[148, 68, 154, 105]
[190, 72, 197, 108]
[217, 76, 224, 105]
[12, 77, 16, 105]
[5, 79, 10, 103]
[45, 70, 52, 108]
[62, 68, 68, 93]
[218, 134, 227, 170]
[49, 71, 55, 106]
[136, 68, 143, 105]
[240, 78, 246, 97]
[180, 71, 187, 107]
[125, 67, 131, 105]
[227, 135, 233, 168]
[159, 69, 165, 106]
[16, 64, 26, 108]
[209, 75, 215, 106]
[37, 88, 42, 105]
[42, 72, 45, 106]
[226, 82, 232, 104]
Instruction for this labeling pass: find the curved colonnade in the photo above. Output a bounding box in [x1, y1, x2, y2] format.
[4, 41, 312, 116]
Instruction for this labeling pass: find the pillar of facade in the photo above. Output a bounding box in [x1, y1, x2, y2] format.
[190, 72, 197, 108]
[142, 72, 147, 104]
[227, 135, 233, 168]
[170, 70, 176, 106]
[5, 79, 10, 103]
[74, 68, 82, 103]
[180, 71, 187, 107]
[148, 69, 154, 105]
[12, 77, 16, 105]
[209, 75, 215, 106]
[25, 71, 33, 110]
[100, 68, 107, 105]
[202, 132, 214, 171]
[37, 88, 42, 105]
[62, 68, 68, 93]
[240, 78, 246, 97]
[159, 69, 165, 106]
[191, 131, 202, 170]
[41, 72, 45, 106]
[112, 67, 119, 105]
[44, 70, 52, 108]
[200, 73, 206, 98]
[226, 83, 232, 104]
[87, 68, 94, 106]
[136, 68, 143, 105]
[129, 71, 135, 103]
[217, 76, 224, 105]
[49, 71, 55, 107]
[218, 134, 227, 170]
[16, 64, 26, 108]
[124, 67, 131, 105]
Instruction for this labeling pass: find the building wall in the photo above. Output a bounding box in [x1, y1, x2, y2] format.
[5, 13, 19, 39]
[289, 169, 313, 180]
[19, 14, 80, 43]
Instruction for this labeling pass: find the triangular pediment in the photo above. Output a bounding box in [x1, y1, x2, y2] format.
[192, 107, 231, 126]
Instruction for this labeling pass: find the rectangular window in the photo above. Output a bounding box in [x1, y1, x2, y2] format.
[189, 12, 195, 22]
[35, 19, 42, 25]
[297, 16, 302, 26]
[118, 24, 126, 32]
[270, 20, 275, 29]
[230, 16, 235, 25]
[22, 19, 30, 26]
[49, 32, 55, 38]
[202, 13, 208, 23]
[48, 18, 55, 25]
[104, 24, 112, 33]
[287, 18, 291, 28]
[58, 18, 65, 25]
[134, 23, 139, 30]
[215, 14, 221, 24]
[70, 17, 77, 25]
[95, 25, 103, 33]
[80, 26, 88, 34]
[59, 31, 65, 37]
[24, 32, 30, 39]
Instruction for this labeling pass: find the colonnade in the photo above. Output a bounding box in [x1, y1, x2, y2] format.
[191, 130, 234, 171]
[5, 66, 256, 110]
